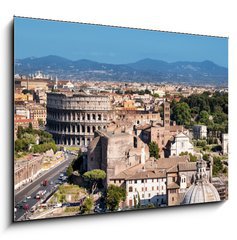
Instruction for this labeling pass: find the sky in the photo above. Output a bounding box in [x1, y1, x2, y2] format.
[14, 17, 228, 67]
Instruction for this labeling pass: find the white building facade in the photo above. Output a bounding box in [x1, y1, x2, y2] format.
[170, 132, 194, 156]
[125, 172, 167, 207]
[193, 125, 207, 139]
[222, 133, 228, 155]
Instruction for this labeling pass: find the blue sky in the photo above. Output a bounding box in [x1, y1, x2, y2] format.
[14, 17, 228, 67]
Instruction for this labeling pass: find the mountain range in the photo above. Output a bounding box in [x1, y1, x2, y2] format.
[14, 55, 228, 86]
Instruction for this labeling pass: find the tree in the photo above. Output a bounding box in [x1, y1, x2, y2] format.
[179, 152, 197, 162]
[172, 102, 191, 126]
[106, 185, 126, 211]
[137, 191, 141, 208]
[133, 195, 137, 208]
[83, 169, 106, 194]
[189, 153, 197, 162]
[17, 126, 24, 139]
[15, 139, 24, 152]
[213, 157, 223, 176]
[66, 164, 74, 177]
[81, 196, 93, 214]
[28, 122, 33, 132]
[38, 118, 44, 127]
[153, 93, 160, 98]
[148, 141, 159, 159]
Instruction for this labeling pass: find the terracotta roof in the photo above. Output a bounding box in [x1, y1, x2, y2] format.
[167, 182, 180, 189]
[111, 156, 190, 181]
[147, 156, 189, 170]
[167, 125, 183, 132]
[15, 119, 34, 123]
[178, 162, 196, 172]
[111, 164, 143, 179]
[127, 169, 166, 180]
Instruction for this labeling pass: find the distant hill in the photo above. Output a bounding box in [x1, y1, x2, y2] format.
[14, 55, 228, 86]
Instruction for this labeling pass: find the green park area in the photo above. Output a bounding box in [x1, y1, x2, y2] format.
[14, 124, 57, 159]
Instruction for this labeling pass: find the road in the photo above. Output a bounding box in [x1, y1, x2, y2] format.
[14, 152, 75, 221]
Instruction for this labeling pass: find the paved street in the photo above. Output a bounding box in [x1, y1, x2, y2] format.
[14, 152, 75, 221]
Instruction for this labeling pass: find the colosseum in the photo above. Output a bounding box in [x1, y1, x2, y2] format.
[46, 91, 113, 147]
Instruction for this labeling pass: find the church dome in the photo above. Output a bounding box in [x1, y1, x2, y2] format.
[182, 157, 220, 204]
[182, 181, 220, 204]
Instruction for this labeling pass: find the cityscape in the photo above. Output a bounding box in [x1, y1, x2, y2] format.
[14, 17, 228, 221]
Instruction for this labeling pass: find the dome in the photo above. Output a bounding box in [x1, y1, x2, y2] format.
[182, 157, 220, 205]
[182, 181, 220, 204]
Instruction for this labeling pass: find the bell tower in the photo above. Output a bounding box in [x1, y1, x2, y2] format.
[163, 101, 170, 127]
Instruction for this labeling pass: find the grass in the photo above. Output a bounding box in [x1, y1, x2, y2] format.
[64, 207, 81, 213]
[14, 151, 28, 160]
[50, 184, 87, 204]
[66, 146, 80, 151]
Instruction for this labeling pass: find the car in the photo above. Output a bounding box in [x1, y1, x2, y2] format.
[26, 195, 31, 199]
[49, 181, 54, 185]
[62, 203, 70, 207]
[22, 199, 27, 203]
[23, 204, 30, 211]
[17, 203, 24, 209]
[54, 203, 62, 208]
[94, 205, 103, 213]
[30, 206, 36, 213]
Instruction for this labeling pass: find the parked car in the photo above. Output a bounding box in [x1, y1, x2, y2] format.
[49, 181, 54, 185]
[23, 204, 30, 211]
[54, 203, 62, 208]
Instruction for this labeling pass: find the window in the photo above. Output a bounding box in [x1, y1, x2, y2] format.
[129, 187, 133, 192]
[170, 189, 176, 193]
[141, 179, 144, 183]
[148, 193, 151, 197]
[172, 197, 175, 202]
[142, 194, 144, 198]
[152, 187, 154, 191]
[145, 187, 147, 191]
[134, 180, 137, 184]
[114, 180, 116, 184]
[172, 177, 176, 182]
[142, 187, 144, 191]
